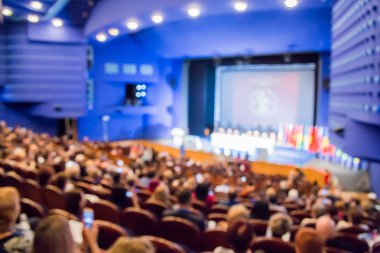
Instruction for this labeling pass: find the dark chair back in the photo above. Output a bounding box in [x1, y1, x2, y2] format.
[41, 185, 65, 210]
[92, 199, 121, 224]
[143, 236, 185, 253]
[142, 200, 167, 218]
[48, 209, 78, 221]
[20, 198, 44, 218]
[339, 226, 369, 235]
[121, 207, 157, 236]
[158, 217, 201, 252]
[23, 179, 42, 203]
[249, 219, 268, 236]
[202, 229, 230, 251]
[250, 237, 296, 253]
[207, 213, 227, 223]
[2, 172, 24, 196]
[326, 233, 369, 253]
[209, 205, 229, 215]
[95, 220, 127, 250]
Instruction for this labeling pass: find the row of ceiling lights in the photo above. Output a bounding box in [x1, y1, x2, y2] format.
[95, 0, 300, 42]
[1, 1, 64, 27]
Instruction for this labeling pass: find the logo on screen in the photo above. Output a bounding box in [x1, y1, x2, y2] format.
[249, 89, 278, 117]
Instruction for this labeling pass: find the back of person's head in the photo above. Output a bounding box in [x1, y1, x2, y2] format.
[312, 204, 327, 218]
[151, 184, 170, 205]
[0, 187, 20, 232]
[316, 215, 335, 242]
[108, 237, 155, 253]
[227, 204, 250, 226]
[33, 215, 78, 253]
[38, 167, 54, 187]
[177, 189, 192, 206]
[54, 172, 68, 191]
[228, 188, 237, 202]
[65, 189, 85, 218]
[349, 206, 365, 225]
[251, 200, 270, 220]
[288, 189, 299, 200]
[265, 187, 277, 203]
[295, 228, 324, 253]
[268, 213, 293, 238]
[227, 220, 255, 253]
[194, 183, 210, 201]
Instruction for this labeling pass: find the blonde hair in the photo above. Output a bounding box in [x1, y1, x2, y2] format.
[108, 237, 155, 253]
[269, 213, 293, 237]
[151, 184, 171, 207]
[0, 187, 20, 232]
[227, 204, 250, 226]
[33, 215, 79, 253]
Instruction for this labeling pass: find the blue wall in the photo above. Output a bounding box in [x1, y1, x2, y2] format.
[77, 36, 175, 141]
[0, 22, 87, 135]
[133, 8, 331, 58]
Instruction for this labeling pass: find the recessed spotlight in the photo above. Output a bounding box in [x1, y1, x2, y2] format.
[30, 1, 43, 10]
[188, 7, 201, 18]
[27, 14, 40, 23]
[108, 28, 120, 36]
[1, 7, 13, 17]
[284, 0, 299, 8]
[151, 13, 164, 24]
[126, 20, 139, 31]
[234, 1, 248, 12]
[52, 18, 63, 27]
[96, 33, 107, 42]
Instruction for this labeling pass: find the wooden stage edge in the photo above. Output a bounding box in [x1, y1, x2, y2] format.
[117, 140, 327, 187]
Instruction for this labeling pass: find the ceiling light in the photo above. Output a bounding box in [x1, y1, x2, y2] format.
[52, 18, 63, 27]
[284, 0, 299, 8]
[1, 7, 13, 17]
[234, 1, 248, 12]
[30, 1, 43, 10]
[108, 28, 120, 36]
[151, 13, 164, 24]
[188, 7, 201, 18]
[126, 20, 139, 30]
[27, 14, 40, 23]
[96, 33, 107, 42]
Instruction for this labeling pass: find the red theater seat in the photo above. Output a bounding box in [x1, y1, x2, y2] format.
[209, 204, 229, 215]
[121, 207, 157, 236]
[249, 219, 268, 236]
[49, 209, 78, 221]
[202, 229, 230, 251]
[23, 179, 42, 203]
[142, 199, 167, 218]
[192, 199, 208, 215]
[137, 189, 151, 203]
[250, 237, 296, 253]
[95, 220, 127, 250]
[20, 198, 44, 218]
[207, 213, 227, 223]
[143, 236, 185, 253]
[92, 199, 121, 224]
[2, 172, 24, 196]
[326, 233, 369, 253]
[339, 226, 370, 235]
[158, 217, 201, 252]
[41, 185, 65, 210]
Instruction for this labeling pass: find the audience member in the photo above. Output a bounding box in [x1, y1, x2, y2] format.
[295, 228, 324, 253]
[108, 237, 155, 253]
[33, 215, 80, 253]
[266, 213, 292, 241]
[316, 215, 336, 243]
[164, 189, 205, 231]
[0, 187, 33, 253]
[214, 220, 255, 253]
[251, 200, 270, 221]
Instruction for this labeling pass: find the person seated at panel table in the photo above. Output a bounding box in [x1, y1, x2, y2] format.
[0, 187, 34, 253]
[164, 189, 206, 231]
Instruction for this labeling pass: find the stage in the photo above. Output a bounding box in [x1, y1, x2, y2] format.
[118, 138, 370, 193]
